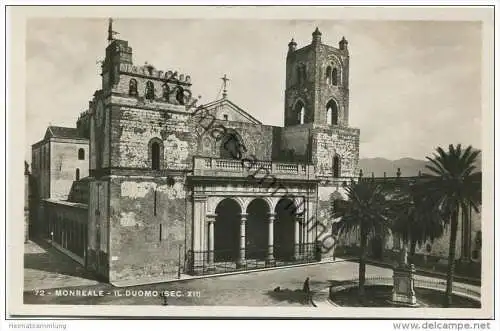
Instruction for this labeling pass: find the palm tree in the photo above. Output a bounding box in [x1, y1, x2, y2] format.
[332, 179, 392, 298]
[389, 181, 445, 265]
[423, 144, 481, 307]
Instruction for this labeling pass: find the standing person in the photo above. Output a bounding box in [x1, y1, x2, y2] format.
[303, 277, 311, 304]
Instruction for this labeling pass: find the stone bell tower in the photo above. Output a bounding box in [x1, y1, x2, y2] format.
[284, 27, 350, 127]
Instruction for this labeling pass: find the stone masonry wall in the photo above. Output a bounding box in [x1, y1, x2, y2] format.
[313, 44, 350, 126]
[312, 126, 360, 178]
[193, 120, 275, 161]
[108, 175, 190, 285]
[50, 141, 89, 200]
[110, 102, 195, 170]
[87, 179, 109, 279]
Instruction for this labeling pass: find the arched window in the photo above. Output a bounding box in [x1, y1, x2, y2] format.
[148, 138, 163, 171]
[220, 131, 245, 160]
[75, 168, 80, 180]
[332, 68, 338, 86]
[326, 66, 332, 84]
[78, 148, 85, 160]
[162, 83, 170, 100]
[175, 86, 185, 105]
[151, 142, 160, 170]
[333, 155, 340, 178]
[129, 79, 138, 96]
[294, 100, 306, 125]
[145, 81, 155, 100]
[326, 99, 338, 125]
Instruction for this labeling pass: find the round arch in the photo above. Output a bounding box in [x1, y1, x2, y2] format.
[214, 198, 242, 262]
[293, 99, 306, 125]
[326, 99, 339, 125]
[147, 137, 164, 170]
[327, 57, 343, 85]
[246, 198, 271, 259]
[220, 129, 245, 160]
[274, 198, 297, 261]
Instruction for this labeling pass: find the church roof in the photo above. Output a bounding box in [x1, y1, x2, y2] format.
[201, 98, 262, 125]
[44, 126, 87, 140]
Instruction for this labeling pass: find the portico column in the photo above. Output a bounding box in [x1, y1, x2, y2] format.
[266, 213, 276, 266]
[192, 196, 206, 272]
[207, 214, 216, 270]
[294, 215, 303, 260]
[237, 213, 247, 268]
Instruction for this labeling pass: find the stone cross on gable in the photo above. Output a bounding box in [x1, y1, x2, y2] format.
[221, 74, 229, 99]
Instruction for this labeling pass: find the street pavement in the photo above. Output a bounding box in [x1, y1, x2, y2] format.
[23, 241, 480, 307]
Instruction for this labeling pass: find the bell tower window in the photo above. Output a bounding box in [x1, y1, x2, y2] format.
[129, 79, 138, 96]
[145, 81, 155, 100]
[176, 86, 186, 105]
[162, 83, 169, 100]
[332, 68, 338, 86]
[294, 100, 306, 125]
[326, 99, 338, 125]
[326, 66, 332, 85]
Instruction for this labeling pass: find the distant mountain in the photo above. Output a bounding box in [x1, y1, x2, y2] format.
[359, 151, 482, 178]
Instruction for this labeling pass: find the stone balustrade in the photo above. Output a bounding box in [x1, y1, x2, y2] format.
[191, 156, 315, 180]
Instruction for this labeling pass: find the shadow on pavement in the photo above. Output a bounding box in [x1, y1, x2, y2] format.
[24, 239, 97, 281]
[265, 287, 310, 305]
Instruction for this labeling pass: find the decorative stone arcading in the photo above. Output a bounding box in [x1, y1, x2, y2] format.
[119, 63, 191, 84]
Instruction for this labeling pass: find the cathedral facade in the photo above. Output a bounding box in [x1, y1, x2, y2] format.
[31, 25, 360, 285]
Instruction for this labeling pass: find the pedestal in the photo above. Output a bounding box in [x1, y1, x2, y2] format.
[391, 264, 418, 306]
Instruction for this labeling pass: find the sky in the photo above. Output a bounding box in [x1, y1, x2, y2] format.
[25, 18, 482, 161]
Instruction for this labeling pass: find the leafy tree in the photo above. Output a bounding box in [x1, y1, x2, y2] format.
[332, 179, 392, 298]
[389, 180, 445, 265]
[423, 144, 481, 307]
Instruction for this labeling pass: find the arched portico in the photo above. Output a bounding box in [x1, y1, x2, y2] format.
[274, 198, 297, 261]
[214, 198, 241, 262]
[191, 181, 317, 274]
[246, 198, 270, 260]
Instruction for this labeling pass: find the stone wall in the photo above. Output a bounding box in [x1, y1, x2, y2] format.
[87, 179, 109, 279]
[108, 175, 190, 284]
[313, 44, 350, 127]
[50, 141, 89, 200]
[193, 120, 276, 161]
[312, 125, 360, 178]
[31, 142, 51, 199]
[284, 46, 316, 125]
[110, 103, 195, 171]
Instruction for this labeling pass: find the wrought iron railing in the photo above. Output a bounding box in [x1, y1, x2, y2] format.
[186, 243, 318, 276]
[337, 276, 481, 299]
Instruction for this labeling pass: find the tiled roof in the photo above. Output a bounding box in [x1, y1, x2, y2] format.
[45, 126, 85, 140]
